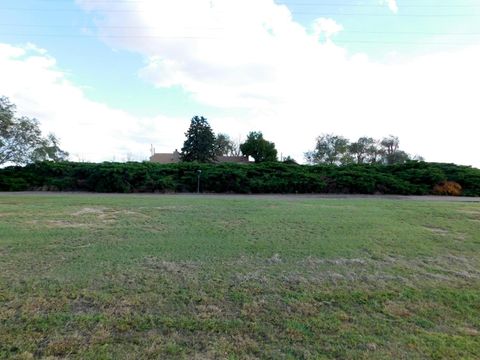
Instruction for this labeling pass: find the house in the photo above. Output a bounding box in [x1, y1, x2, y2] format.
[150, 150, 181, 164]
[149, 149, 250, 164]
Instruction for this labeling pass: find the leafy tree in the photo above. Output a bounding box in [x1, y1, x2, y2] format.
[349, 137, 378, 164]
[380, 135, 410, 164]
[214, 133, 235, 157]
[0, 96, 68, 165]
[240, 131, 277, 163]
[230, 138, 243, 156]
[305, 134, 350, 165]
[180, 116, 216, 162]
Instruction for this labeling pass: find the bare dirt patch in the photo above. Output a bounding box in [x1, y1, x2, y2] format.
[457, 210, 480, 222]
[232, 271, 268, 285]
[149, 205, 193, 212]
[70, 207, 148, 226]
[46, 220, 88, 229]
[266, 254, 282, 264]
[459, 327, 480, 336]
[424, 226, 450, 235]
[72, 207, 108, 216]
[458, 210, 480, 216]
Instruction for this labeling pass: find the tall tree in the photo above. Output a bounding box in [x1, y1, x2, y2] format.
[305, 134, 349, 165]
[0, 96, 68, 165]
[380, 135, 410, 164]
[180, 116, 216, 162]
[240, 131, 277, 163]
[349, 137, 378, 164]
[214, 133, 235, 157]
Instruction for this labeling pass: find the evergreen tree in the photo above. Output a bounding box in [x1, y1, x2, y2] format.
[181, 116, 216, 162]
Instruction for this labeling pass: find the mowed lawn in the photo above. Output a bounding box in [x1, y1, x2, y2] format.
[0, 194, 479, 359]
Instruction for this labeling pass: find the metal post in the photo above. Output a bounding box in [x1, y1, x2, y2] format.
[197, 170, 202, 193]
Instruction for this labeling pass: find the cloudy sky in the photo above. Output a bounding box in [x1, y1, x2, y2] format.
[0, 0, 479, 166]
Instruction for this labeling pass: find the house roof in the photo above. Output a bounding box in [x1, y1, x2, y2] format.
[150, 153, 180, 164]
[150, 151, 250, 164]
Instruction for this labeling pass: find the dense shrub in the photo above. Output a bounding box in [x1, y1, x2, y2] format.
[433, 181, 463, 196]
[0, 161, 479, 196]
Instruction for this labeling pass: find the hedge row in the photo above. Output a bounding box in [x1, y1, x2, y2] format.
[0, 161, 479, 196]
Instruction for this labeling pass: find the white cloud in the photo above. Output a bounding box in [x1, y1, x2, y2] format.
[73, 0, 480, 167]
[313, 18, 344, 40]
[382, 0, 399, 13]
[0, 43, 188, 162]
[1, 0, 479, 169]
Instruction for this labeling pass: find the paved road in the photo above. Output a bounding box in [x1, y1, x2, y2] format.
[1, 192, 479, 202]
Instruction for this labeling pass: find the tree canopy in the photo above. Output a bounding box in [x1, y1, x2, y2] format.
[305, 134, 349, 165]
[214, 133, 235, 157]
[306, 133, 415, 165]
[240, 131, 277, 163]
[180, 116, 216, 162]
[0, 96, 68, 166]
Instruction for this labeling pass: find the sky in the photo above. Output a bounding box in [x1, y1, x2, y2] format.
[0, 0, 479, 166]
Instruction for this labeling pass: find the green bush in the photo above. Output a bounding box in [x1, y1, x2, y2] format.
[0, 161, 478, 196]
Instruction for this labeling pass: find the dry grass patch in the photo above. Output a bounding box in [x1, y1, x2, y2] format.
[384, 301, 412, 318]
[46, 220, 88, 229]
[71, 207, 108, 216]
[424, 226, 450, 235]
[143, 257, 199, 278]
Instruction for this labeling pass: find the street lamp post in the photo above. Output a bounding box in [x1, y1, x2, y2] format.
[197, 170, 202, 194]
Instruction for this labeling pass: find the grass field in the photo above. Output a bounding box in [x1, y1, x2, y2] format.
[1, 194, 479, 359]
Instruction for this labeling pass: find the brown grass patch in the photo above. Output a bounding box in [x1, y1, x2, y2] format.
[457, 210, 480, 216]
[71, 297, 100, 315]
[196, 304, 223, 319]
[384, 301, 412, 318]
[459, 327, 479, 336]
[46, 220, 88, 228]
[424, 226, 449, 235]
[233, 271, 267, 285]
[72, 207, 108, 216]
[288, 301, 319, 316]
[151, 205, 193, 211]
[143, 257, 199, 278]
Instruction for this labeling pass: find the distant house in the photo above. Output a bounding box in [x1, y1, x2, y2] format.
[149, 149, 250, 164]
[150, 150, 181, 164]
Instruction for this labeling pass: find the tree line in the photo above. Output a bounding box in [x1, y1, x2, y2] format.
[0, 98, 433, 167]
[180, 115, 419, 165]
[305, 134, 422, 165]
[180, 116, 278, 163]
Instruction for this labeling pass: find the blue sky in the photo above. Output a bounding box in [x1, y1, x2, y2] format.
[0, 0, 479, 165]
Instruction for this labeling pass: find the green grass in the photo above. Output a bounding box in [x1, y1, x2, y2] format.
[1, 194, 479, 359]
